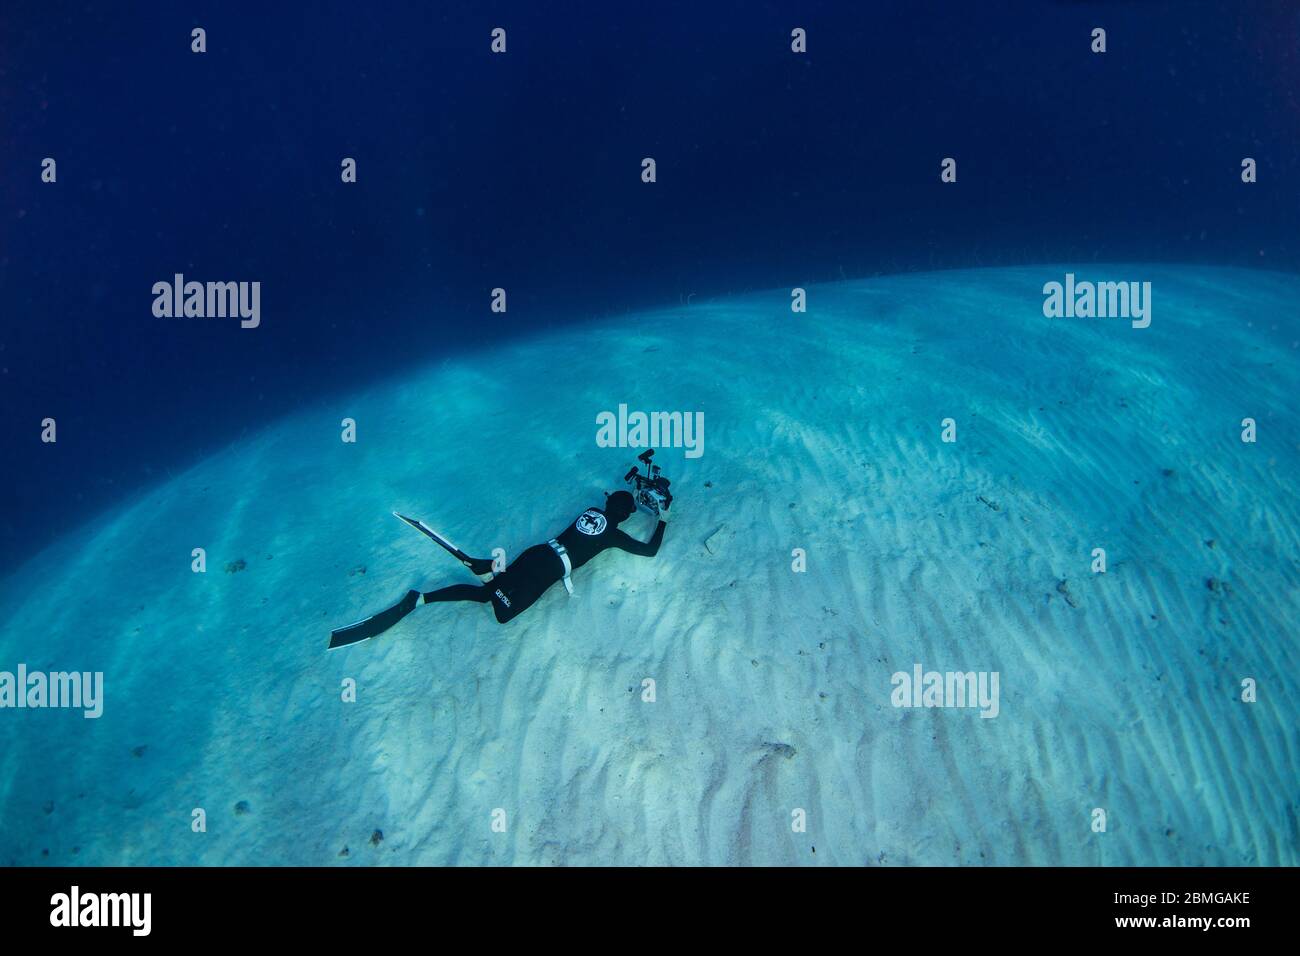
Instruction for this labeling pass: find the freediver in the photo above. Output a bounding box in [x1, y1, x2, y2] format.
[328, 489, 670, 648]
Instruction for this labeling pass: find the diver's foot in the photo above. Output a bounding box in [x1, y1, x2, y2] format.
[462, 556, 497, 581]
[402, 589, 420, 612]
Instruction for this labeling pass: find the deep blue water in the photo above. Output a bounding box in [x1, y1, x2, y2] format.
[2, 0, 1298, 570]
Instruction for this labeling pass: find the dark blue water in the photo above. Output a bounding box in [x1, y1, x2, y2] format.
[3, 0, 1298, 570]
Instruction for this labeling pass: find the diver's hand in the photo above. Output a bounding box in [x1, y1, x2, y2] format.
[658, 503, 671, 523]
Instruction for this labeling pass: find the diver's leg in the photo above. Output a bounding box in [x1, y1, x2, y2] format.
[421, 583, 491, 605]
[425, 581, 519, 625]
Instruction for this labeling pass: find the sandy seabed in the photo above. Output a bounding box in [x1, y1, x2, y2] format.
[1, 265, 1297, 866]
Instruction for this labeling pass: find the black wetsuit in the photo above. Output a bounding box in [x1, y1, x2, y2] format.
[423, 505, 666, 623]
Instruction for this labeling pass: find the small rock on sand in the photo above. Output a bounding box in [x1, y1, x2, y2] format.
[704, 524, 727, 554]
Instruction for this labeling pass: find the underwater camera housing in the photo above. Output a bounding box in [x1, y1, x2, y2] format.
[623, 449, 673, 517]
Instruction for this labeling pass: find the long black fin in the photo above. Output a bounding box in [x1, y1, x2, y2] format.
[328, 590, 420, 650]
[393, 512, 495, 578]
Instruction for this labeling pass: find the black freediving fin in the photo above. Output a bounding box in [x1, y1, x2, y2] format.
[328, 589, 420, 650]
[393, 512, 495, 578]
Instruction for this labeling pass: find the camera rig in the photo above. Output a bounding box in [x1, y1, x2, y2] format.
[622, 449, 673, 517]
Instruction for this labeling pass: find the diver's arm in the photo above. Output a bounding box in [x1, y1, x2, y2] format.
[613, 519, 667, 558]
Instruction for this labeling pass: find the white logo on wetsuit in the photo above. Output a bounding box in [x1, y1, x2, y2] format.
[575, 509, 607, 536]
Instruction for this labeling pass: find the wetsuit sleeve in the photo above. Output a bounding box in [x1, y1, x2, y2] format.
[611, 521, 666, 557]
